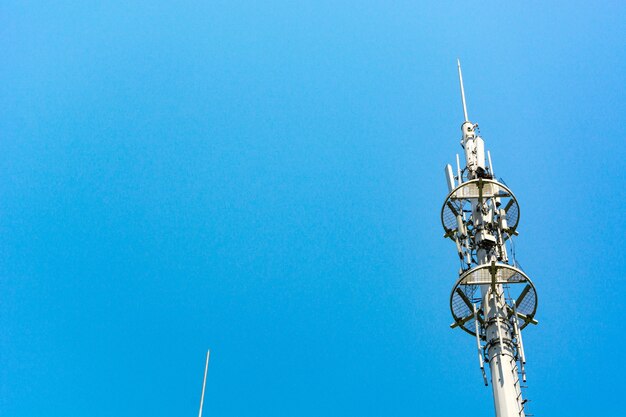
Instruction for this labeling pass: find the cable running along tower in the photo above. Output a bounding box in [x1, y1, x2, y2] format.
[441, 61, 538, 417]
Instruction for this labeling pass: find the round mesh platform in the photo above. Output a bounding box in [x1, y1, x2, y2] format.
[441, 179, 520, 236]
[449, 263, 538, 336]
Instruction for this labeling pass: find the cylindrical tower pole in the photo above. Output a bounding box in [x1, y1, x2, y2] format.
[473, 204, 525, 417]
[483, 287, 524, 417]
[475, 252, 524, 417]
[467, 117, 525, 416]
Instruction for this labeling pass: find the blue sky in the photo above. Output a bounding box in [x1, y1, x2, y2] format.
[1, 2, 625, 416]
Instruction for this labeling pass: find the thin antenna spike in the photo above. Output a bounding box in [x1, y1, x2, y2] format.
[198, 349, 211, 417]
[457, 59, 469, 122]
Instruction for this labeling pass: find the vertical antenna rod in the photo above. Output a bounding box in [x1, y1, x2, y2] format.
[457, 59, 469, 122]
[198, 349, 211, 417]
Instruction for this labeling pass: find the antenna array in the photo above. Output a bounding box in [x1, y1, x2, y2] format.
[441, 62, 538, 417]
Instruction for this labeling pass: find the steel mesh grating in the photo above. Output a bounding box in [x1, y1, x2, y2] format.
[451, 286, 471, 317]
[507, 270, 525, 283]
[441, 179, 520, 236]
[442, 200, 462, 231]
[460, 264, 526, 285]
[451, 284, 480, 333]
[517, 287, 536, 317]
[505, 203, 519, 229]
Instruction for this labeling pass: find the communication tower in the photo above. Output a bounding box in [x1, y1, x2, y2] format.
[441, 61, 538, 417]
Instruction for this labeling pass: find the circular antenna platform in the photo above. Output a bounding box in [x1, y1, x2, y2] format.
[450, 263, 538, 336]
[441, 179, 520, 237]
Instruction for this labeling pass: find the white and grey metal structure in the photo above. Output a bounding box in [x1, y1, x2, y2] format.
[441, 61, 538, 417]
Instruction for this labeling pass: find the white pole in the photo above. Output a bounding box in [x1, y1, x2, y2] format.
[445, 164, 456, 192]
[457, 59, 469, 122]
[474, 208, 524, 417]
[198, 349, 211, 417]
[483, 291, 525, 417]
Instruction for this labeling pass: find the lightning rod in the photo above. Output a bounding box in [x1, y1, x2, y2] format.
[198, 349, 210, 417]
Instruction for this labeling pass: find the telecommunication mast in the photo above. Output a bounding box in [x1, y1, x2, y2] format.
[441, 61, 539, 417]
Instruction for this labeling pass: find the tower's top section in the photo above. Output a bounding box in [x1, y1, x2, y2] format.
[456, 60, 487, 180]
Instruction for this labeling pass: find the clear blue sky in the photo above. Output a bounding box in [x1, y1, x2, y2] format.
[1, 2, 625, 416]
